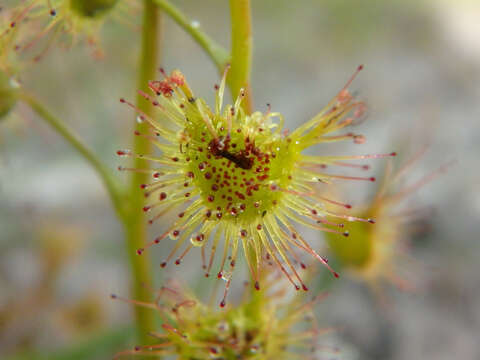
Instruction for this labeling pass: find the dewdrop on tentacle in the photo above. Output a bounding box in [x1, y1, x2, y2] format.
[117, 65, 396, 306]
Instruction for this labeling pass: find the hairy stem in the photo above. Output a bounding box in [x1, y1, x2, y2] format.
[125, 0, 161, 345]
[152, 0, 230, 72]
[229, 0, 253, 114]
[19, 92, 126, 218]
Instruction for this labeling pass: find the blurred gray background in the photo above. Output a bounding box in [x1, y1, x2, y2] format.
[1, 0, 479, 359]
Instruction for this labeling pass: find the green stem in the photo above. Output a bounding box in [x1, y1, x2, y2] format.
[19, 92, 125, 218]
[152, 0, 253, 113]
[229, 0, 253, 114]
[151, 0, 230, 72]
[125, 0, 160, 345]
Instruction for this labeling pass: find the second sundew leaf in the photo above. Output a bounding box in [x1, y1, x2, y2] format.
[112, 277, 328, 360]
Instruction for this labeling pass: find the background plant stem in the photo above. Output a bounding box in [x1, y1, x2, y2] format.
[229, 0, 253, 114]
[152, 0, 229, 72]
[125, 0, 161, 344]
[19, 93, 126, 218]
[152, 0, 253, 114]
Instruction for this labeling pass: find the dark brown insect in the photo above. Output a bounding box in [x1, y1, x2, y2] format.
[208, 137, 254, 170]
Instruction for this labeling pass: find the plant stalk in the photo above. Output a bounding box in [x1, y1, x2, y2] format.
[19, 92, 126, 218]
[229, 0, 253, 114]
[152, 0, 230, 72]
[125, 0, 161, 344]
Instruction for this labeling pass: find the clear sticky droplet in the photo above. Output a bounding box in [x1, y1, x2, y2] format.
[221, 271, 232, 282]
[217, 321, 229, 333]
[190, 234, 205, 247]
[249, 344, 261, 353]
[9, 77, 20, 88]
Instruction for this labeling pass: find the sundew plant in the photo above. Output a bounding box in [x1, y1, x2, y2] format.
[0, 1, 445, 359]
[117, 65, 396, 307]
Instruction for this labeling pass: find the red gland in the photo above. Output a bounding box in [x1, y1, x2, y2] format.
[170, 73, 185, 86]
[150, 80, 173, 97]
